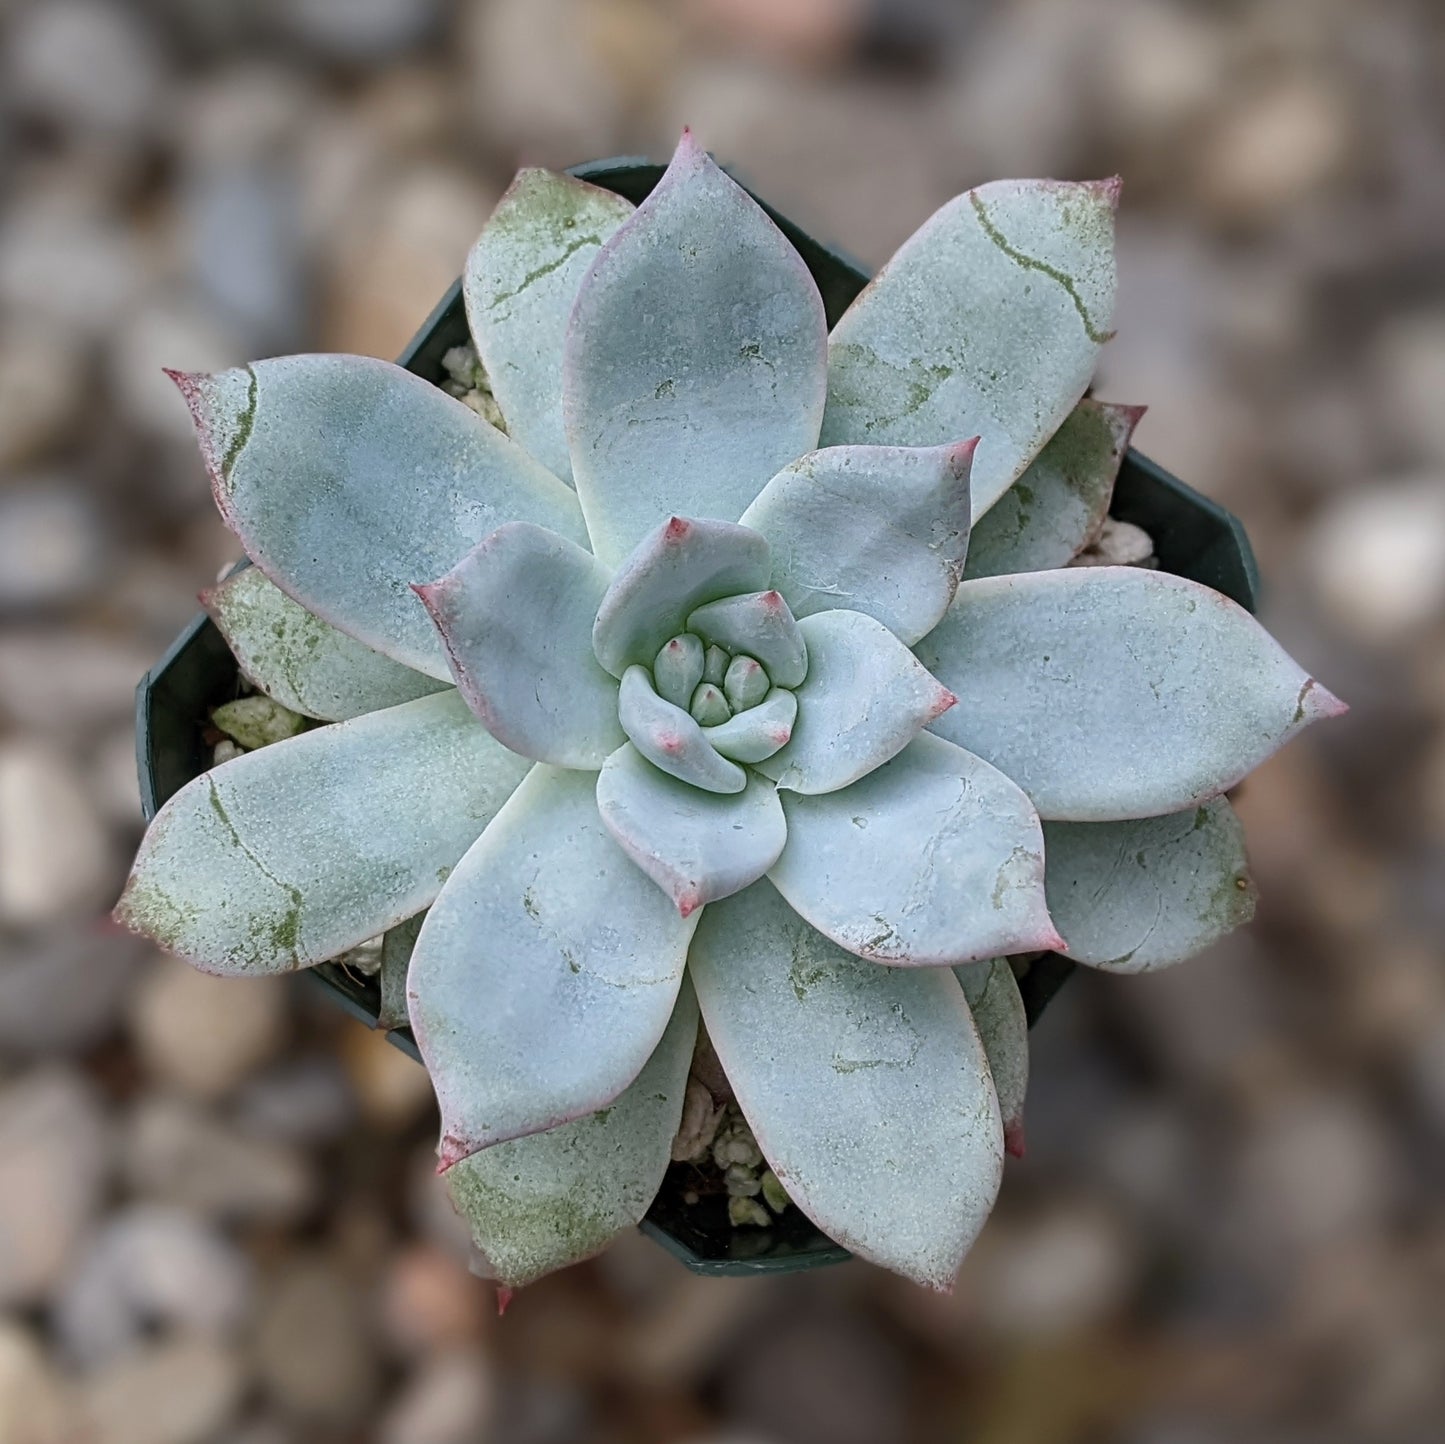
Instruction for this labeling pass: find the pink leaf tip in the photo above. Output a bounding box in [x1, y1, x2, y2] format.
[1301, 679, 1348, 722]
[1089, 176, 1123, 210]
[1004, 1120, 1027, 1159]
[946, 436, 981, 473]
[929, 686, 958, 721]
[663, 516, 692, 543]
[496, 1285, 515, 1317]
[436, 1133, 470, 1175]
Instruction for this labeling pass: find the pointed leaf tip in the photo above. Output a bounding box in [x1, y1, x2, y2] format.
[1004, 1121, 1026, 1159]
[1302, 679, 1348, 720]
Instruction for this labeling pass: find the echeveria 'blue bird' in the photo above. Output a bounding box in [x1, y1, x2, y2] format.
[118, 131, 1343, 1290]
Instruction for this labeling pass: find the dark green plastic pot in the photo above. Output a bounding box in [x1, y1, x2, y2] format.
[135, 157, 1259, 1279]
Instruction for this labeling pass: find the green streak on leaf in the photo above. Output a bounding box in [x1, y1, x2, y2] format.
[220, 364, 258, 488]
[487, 234, 603, 311]
[969, 194, 1111, 345]
[206, 776, 304, 963]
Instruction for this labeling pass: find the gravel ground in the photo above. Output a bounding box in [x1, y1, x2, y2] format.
[1, 1, 1442, 1440]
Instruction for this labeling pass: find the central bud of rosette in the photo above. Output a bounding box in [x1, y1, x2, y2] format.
[595, 516, 808, 797]
[616, 588, 806, 796]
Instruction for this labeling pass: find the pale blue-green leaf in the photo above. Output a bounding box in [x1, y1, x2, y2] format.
[596, 744, 786, 914]
[172, 356, 588, 679]
[739, 440, 975, 644]
[203, 568, 447, 722]
[116, 692, 530, 976]
[917, 567, 1346, 821]
[755, 610, 955, 795]
[407, 766, 696, 1165]
[617, 667, 745, 794]
[1044, 797, 1256, 972]
[821, 178, 1119, 520]
[690, 881, 1003, 1289]
[446, 981, 697, 1288]
[464, 168, 634, 484]
[592, 515, 771, 678]
[654, 634, 705, 709]
[686, 590, 807, 688]
[414, 522, 622, 768]
[963, 400, 1143, 580]
[770, 733, 1060, 965]
[563, 130, 828, 564]
[955, 959, 1029, 1154]
[377, 912, 424, 1031]
[702, 688, 797, 764]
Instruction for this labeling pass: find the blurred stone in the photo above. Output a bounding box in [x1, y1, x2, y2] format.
[0, 188, 148, 335]
[935, 0, 1095, 180]
[87, 728, 144, 828]
[75, 1337, 245, 1444]
[0, 631, 158, 734]
[212, 1420, 296, 1444]
[0, 1069, 110, 1307]
[0, 741, 115, 927]
[1102, 0, 1226, 137]
[107, 291, 247, 443]
[0, 924, 145, 1057]
[340, 1021, 435, 1130]
[267, 0, 441, 62]
[234, 1054, 355, 1145]
[463, 0, 631, 163]
[408, 1142, 475, 1259]
[124, 1094, 315, 1224]
[0, 482, 106, 613]
[955, 1198, 1136, 1340]
[0, 324, 85, 471]
[379, 1244, 490, 1357]
[681, 0, 865, 68]
[1231, 1090, 1398, 1257]
[130, 956, 286, 1099]
[1371, 311, 1445, 466]
[52, 1205, 251, 1368]
[0, 1323, 74, 1444]
[1198, 75, 1354, 222]
[379, 1351, 494, 1444]
[322, 164, 494, 360]
[183, 161, 307, 352]
[254, 1256, 377, 1423]
[719, 1303, 908, 1444]
[5, 0, 167, 141]
[175, 62, 319, 166]
[1306, 478, 1445, 644]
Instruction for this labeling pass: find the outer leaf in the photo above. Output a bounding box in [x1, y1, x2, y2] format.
[170, 356, 589, 680]
[377, 912, 424, 1031]
[918, 567, 1346, 820]
[702, 688, 797, 764]
[592, 516, 771, 679]
[446, 981, 697, 1289]
[755, 610, 956, 795]
[690, 881, 1003, 1289]
[414, 523, 622, 769]
[617, 667, 746, 795]
[563, 130, 828, 564]
[686, 591, 808, 689]
[116, 693, 530, 975]
[407, 766, 696, 1166]
[963, 400, 1143, 580]
[596, 744, 786, 915]
[739, 440, 976, 645]
[769, 733, 1060, 965]
[203, 568, 447, 722]
[955, 959, 1029, 1157]
[1044, 798, 1256, 972]
[464, 168, 634, 484]
[822, 178, 1119, 520]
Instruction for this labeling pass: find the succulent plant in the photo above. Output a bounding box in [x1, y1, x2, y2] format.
[117, 131, 1343, 1292]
